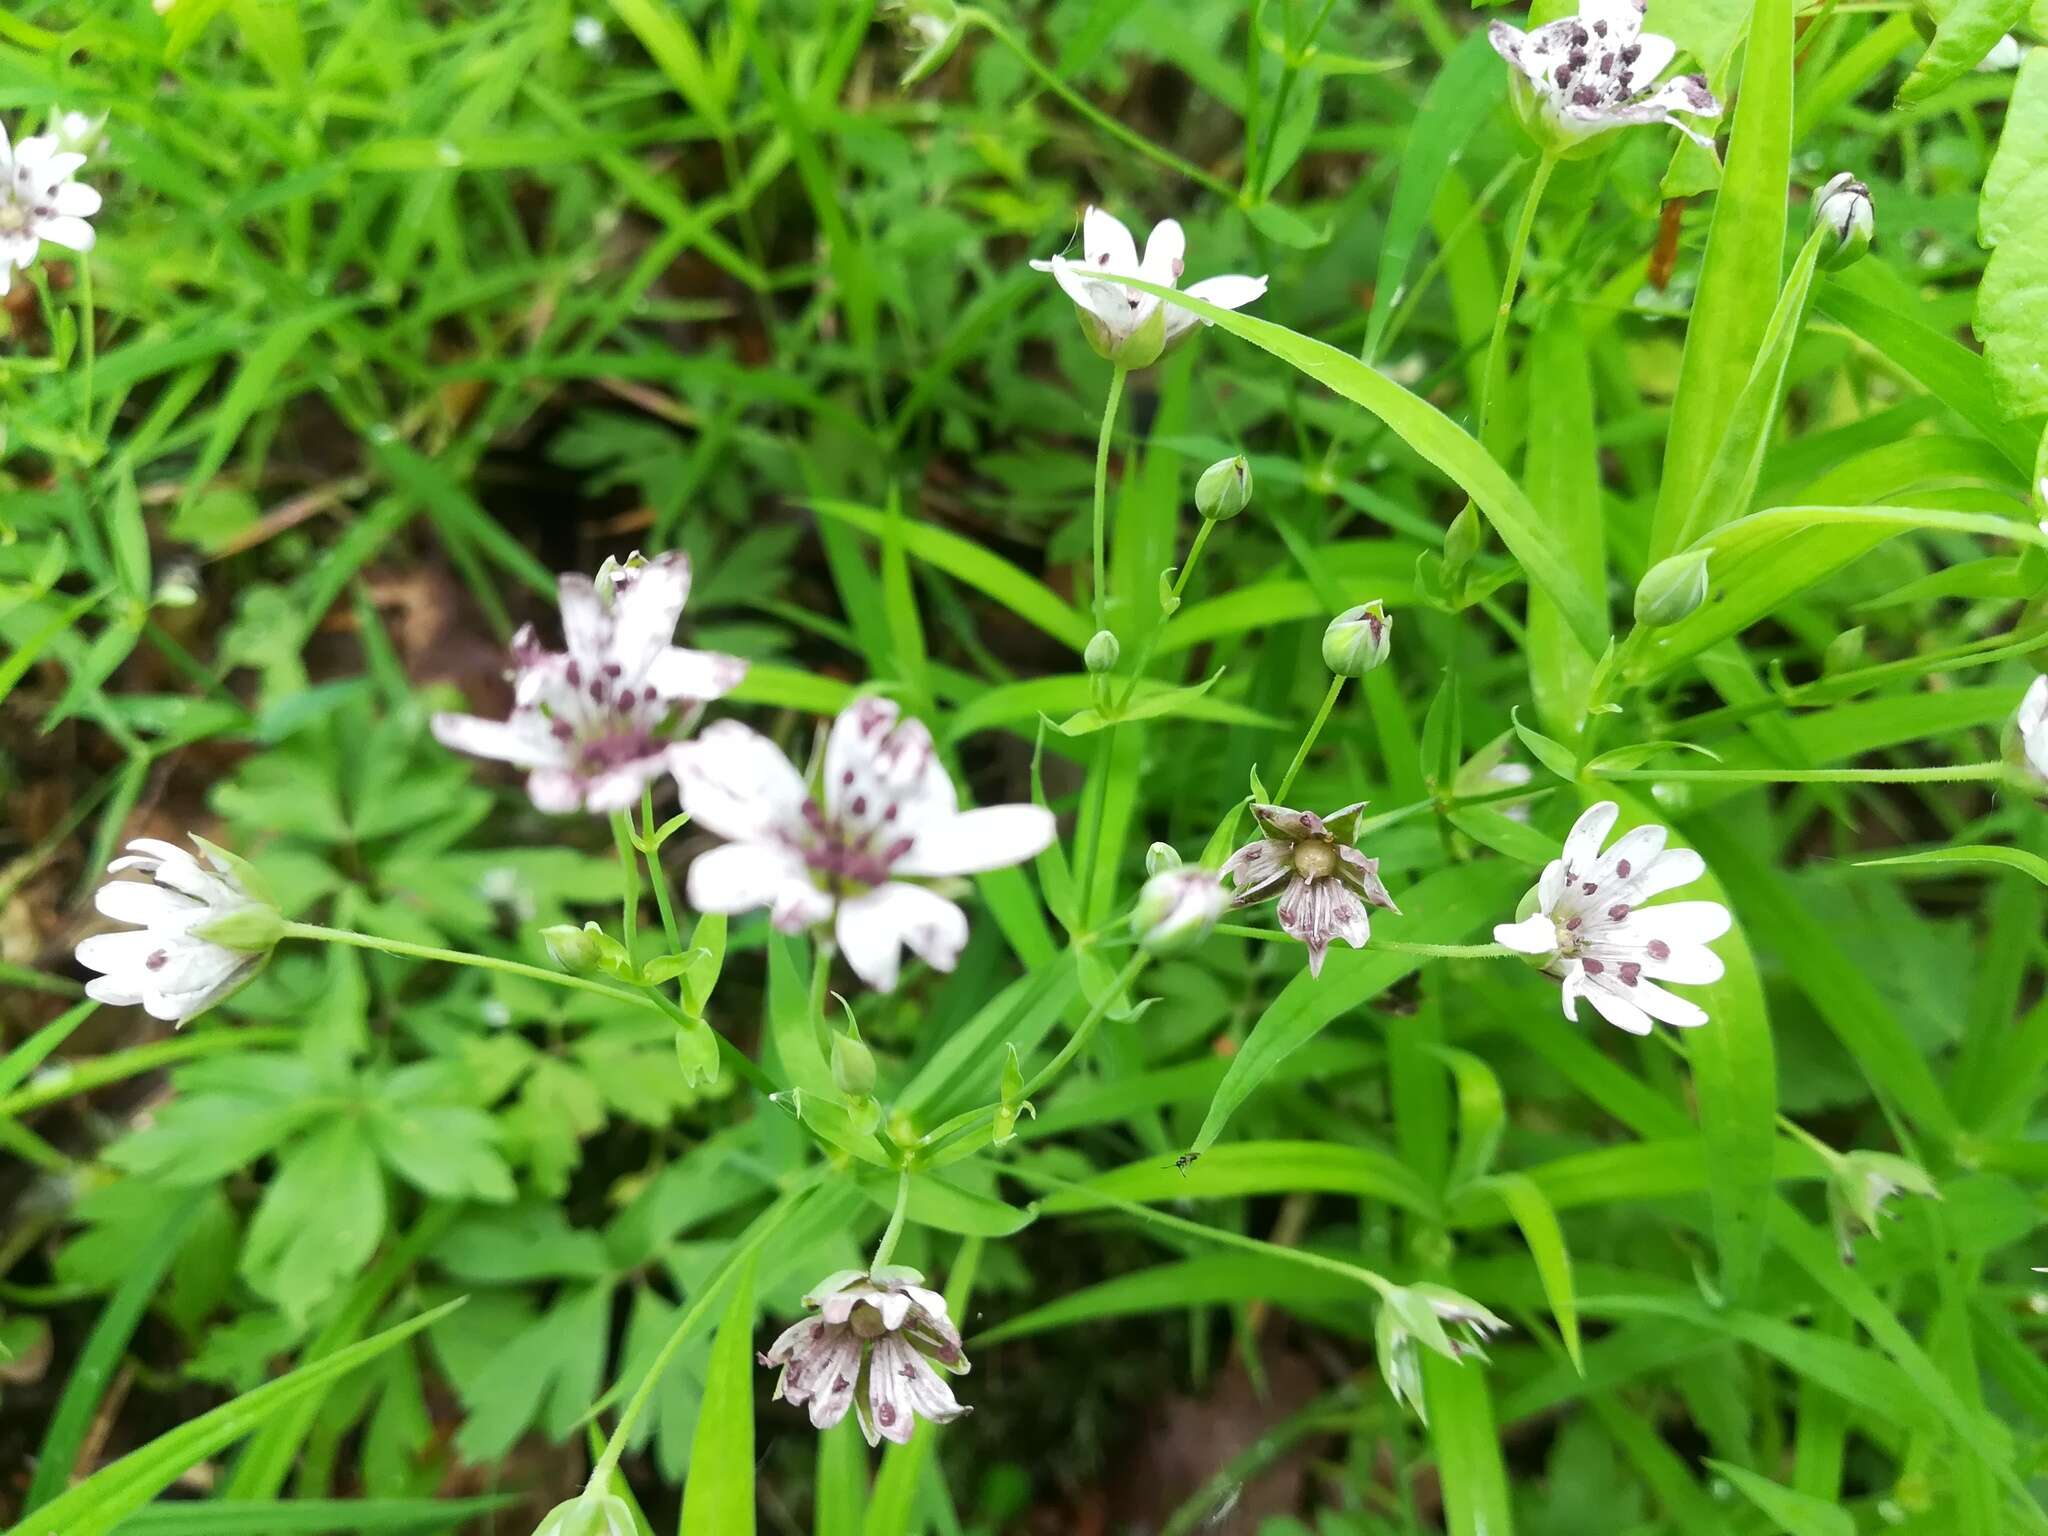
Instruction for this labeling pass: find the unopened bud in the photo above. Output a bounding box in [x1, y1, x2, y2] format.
[831, 1026, 877, 1099]
[1133, 866, 1228, 953]
[1195, 455, 1253, 520]
[1442, 504, 1482, 574]
[1633, 549, 1713, 627]
[675, 1020, 721, 1089]
[1145, 841, 1182, 877]
[1812, 173, 1874, 270]
[1323, 600, 1392, 677]
[1085, 630, 1120, 674]
[533, 1492, 635, 1536]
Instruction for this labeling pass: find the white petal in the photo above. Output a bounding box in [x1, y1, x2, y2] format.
[672, 720, 809, 841]
[94, 879, 197, 925]
[1166, 273, 1269, 342]
[1487, 18, 1532, 71]
[1621, 973, 1710, 1028]
[1581, 0, 1646, 43]
[1560, 802, 1619, 881]
[1625, 30, 1677, 88]
[686, 840, 810, 917]
[431, 711, 561, 770]
[526, 768, 585, 814]
[1225, 838, 1292, 897]
[835, 883, 969, 993]
[85, 974, 143, 1007]
[1033, 254, 1125, 329]
[37, 215, 93, 251]
[1625, 847, 1706, 902]
[1139, 218, 1185, 287]
[1081, 206, 1138, 274]
[1581, 977, 1655, 1035]
[50, 180, 99, 217]
[111, 837, 186, 870]
[825, 699, 957, 839]
[608, 552, 691, 676]
[865, 1336, 921, 1444]
[1494, 914, 1559, 955]
[2022, 675, 2048, 734]
[1535, 857, 1568, 913]
[894, 804, 1055, 877]
[582, 760, 665, 814]
[1635, 941, 1724, 985]
[12, 136, 52, 168]
[1623, 900, 1731, 946]
[556, 573, 606, 658]
[643, 645, 746, 701]
[75, 928, 158, 977]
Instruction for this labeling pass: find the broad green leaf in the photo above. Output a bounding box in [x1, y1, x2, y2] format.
[1038, 1141, 1438, 1217]
[1423, 1349, 1514, 1536]
[861, 1169, 1034, 1237]
[1479, 1171, 1581, 1371]
[679, 1251, 757, 1536]
[1975, 53, 2048, 418]
[1708, 1461, 1855, 1536]
[1524, 302, 1605, 739]
[1898, 0, 2028, 103]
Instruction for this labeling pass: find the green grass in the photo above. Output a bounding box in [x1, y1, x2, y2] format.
[3, 0, 2047, 1533]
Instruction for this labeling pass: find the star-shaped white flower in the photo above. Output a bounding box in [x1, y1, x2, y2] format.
[673, 697, 1055, 992]
[1488, 0, 1720, 152]
[759, 1266, 971, 1446]
[2019, 675, 2048, 785]
[1030, 207, 1267, 369]
[1494, 801, 1730, 1033]
[0, 115, 101, 296]
[432, 551, 746, 815]
[76, 837, 280, 1024]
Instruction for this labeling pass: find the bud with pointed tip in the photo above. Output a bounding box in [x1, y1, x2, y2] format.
[1812, 173, 1874, 270]
[1441, 504, 1482, 575]
[1323, 600, 1392, 677]
[675, 1020, 721, 1088]
[831, 1025, 877, 1100]
[1085, 630, 1120, 674]
[541, 922, 600, 973]
[1633, 549, 1713, 627]
[1195, 454, 1253, 520]
[533, 1492, 635, 1536]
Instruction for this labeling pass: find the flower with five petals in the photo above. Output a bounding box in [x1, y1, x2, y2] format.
[1031, 207, 1266, 369]
[759, 1267, 971, 1446]
[1488, 0, 1720, 154]
[1224, 802, 1399, 978]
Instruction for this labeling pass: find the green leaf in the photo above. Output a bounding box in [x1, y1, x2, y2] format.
[606, 0, 730, 133]
[1480, 1171, 1581, 1372]
[1857, 844, 2048, 888]
[15, 1302, 463, 1536]
[1898, 0, 2028, 103]
[1187, 861, 1524, 1154]
[1707, 1461, 1854, 1536]
[1428, 1045, 1504, 1190]
[1038, 1141, 1438, 1217]
[1049, 667, 1233, 735]
[862, 1169, 1034, 1237]
[1646, 0, 1793, 562]
[679, 1251, 757, 1536]
[1423, 1349, 1514, 1536]
[241, 1120, 389, 1322]
[1975, 52, 2048, 418]
[110, 1496, 515, 1534]
[978, 1255, 1363, 1345]
[1079, 273, 1609, 654]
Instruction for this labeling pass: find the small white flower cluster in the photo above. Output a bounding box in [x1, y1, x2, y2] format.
[0, 109, 102, 296]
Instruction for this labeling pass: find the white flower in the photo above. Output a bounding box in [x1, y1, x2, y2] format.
[1488, 0, 1721, 152]
[571, 14, 606, 49]
[1030, 207, 1267, 369]
[1977, 33, 2024, 70]
[1224, 802, 1399, 978]
[432, 551, 746, 815]
[51, 111, 105, 158]
[673, 696, 1055, 991]
[1376, 1285, 1508, 1425]
[0, 116, 101, 297]
[76, 837, 280, 1024]
[2018, 675, 2048, 785]
[1493, 801, 1730, 1033]
[759, 1267, 970, 1446]
[1133, 861, 1228, 952]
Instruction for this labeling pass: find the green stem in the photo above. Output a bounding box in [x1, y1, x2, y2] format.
[1273, 675, 1347, 804]
[870, 1170, 913, 1272]
[282, 922, 671, 1019]
[1594, 763, 2012, 785]
[810, 937, 837, 1063]
[1110, 517, 1219, 714]
[78, 259, 94, 436]
[0, 1028, 295, 1120]
[610, 812, 639, 955]
[1091, 365, 1129, 628]
[964, 11, 1235, 197]
[1476, 152, 1556, 446]
[640, 789, 684, 954]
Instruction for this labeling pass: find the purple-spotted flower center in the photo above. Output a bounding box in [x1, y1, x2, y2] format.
[791, 773, 915, 896]
[528, 652, 672, 777]
[1551, 20, 1648, 111]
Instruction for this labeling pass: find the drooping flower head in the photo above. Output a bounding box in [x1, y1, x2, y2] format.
[76, 837, 282, 1024]
[760, 1266, 970, 1446]
[1224, 802, 1399, 978]
[1375, 1284, 1509, 1425]
[2016, 675, 2048, 787]
[1827, 1150, 1938, 1266]
[0, 114, 101, 296]
[1488, 0, 1720, 154]
[432, 551, 746, 815]
[1031, 207, 1267, 369]
[674, 697, 1055, 991]
[1493, 801, 1730, 1033]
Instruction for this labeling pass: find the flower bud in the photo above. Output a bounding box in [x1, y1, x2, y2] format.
[1145, 841, 1182, 877]
[1633, 549, 1713, 627]
[1133, 866, 1228, 953]
[1812, 173, 1874, 270]
[675, 1020, 721, 1089]
[1085, 630, 1120, 674]
[831, 1026, 877, 1099]
[533, 1492, 635, 1536]
[1195, 455, 1253, 520]
[1441, 504, 1482, 575]
[540, 922, 600, 973]
[1827, 1150, 1937, 1264]
[1322, 600, 1392, 678]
